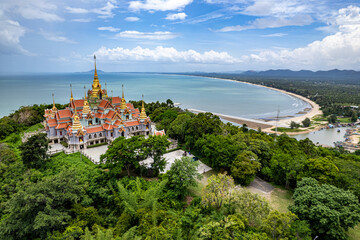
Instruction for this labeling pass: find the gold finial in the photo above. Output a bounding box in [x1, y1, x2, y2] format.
[120, 84, 127, 110]
[82, 85, 91, 115]
[140, 94, 147, 120]
[52, 93, 58, 113]
[94, 54, 97, 77]
[70, 84, 74, 102]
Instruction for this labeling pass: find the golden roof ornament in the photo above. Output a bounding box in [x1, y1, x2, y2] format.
[52, 93, 58, 113]
[70, 84, 74, 102]
[140, 94, 147, 120]
[72, 105, 82, 131]
[82, 85, 91, 115]
[120, 84, 127, 110]
[91, 54, 101, 98]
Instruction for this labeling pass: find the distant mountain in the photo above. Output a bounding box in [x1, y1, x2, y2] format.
[240, 69, 360, 79]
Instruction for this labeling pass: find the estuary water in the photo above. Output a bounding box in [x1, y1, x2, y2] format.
[0, 73, 310, 118]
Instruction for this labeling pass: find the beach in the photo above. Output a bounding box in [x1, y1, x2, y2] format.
[201, 77, 323, 135]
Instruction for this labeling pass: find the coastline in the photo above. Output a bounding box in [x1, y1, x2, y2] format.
[199, 76, 323, 135]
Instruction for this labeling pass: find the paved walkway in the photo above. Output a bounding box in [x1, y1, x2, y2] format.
[248, 176, 274, 193]
[82, 145, 108, 163]
[141, 149, 212, 174]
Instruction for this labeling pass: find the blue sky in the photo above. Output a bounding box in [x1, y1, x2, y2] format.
[1, 0, 360, 72]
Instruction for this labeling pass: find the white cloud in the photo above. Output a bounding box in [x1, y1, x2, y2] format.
[71, 18, 93, 22]
[115, 31, 178, 40]
[240, 6, 360, 70]
[94, 46, 241, 64]
[65, 7, 89, 14]
[125, 16, 140, 22]
[0, 19, 29, 54]
[165, 12, 187, 20]
[40, 29, 77, 44]
[98, 26, 120, 32]
[1, 0, 63, 22]
[261, 33, 287, 37]
[218, 14, 313, 32]
[93, 1, 117, 18]
[66, 1, 117, 19]
[129, 0, 193, 12]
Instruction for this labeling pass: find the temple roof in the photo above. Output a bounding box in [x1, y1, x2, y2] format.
[86, 126, 104, 134]
[124, 120, 140, 127]
[57, 109, 72, 119]
[55, 123, 68, 129]
[112, 97, 121, 105]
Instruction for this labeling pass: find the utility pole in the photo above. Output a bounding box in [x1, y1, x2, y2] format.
[274, 106, 280, 142]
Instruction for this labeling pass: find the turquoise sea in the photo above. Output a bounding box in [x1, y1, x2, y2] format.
[0, 73, 310, 119]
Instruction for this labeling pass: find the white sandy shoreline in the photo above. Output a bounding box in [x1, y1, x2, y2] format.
[198, 76, 323, 134]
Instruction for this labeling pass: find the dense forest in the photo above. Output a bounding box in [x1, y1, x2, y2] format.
[181, 72, 360, 117]
[0, 101, 360, 239]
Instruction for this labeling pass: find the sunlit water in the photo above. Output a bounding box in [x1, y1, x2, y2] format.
[293, 128, 348, 146]
[0, 73, 310, 118]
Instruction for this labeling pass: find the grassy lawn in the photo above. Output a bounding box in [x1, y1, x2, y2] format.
[338, 117, 352, 123]
[24, 123, 44, 132]
[269, 188, 293, 213]
[349, 224, 360, 240]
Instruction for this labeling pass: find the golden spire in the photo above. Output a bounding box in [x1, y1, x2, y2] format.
[120, 84, 127, 110]
[91, 54, 101, 98]
[82, 85, 91, 115]
[70, 84, 74, 102]
[72, 104, 82, 131]
[94, 54, 98, 77]
[52, 93, 58, 113]
[140, 94, 147, 120]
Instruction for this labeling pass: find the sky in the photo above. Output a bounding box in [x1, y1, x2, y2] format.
[1, 0, 360, 73]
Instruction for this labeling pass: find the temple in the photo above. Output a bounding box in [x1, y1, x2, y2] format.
[44, 55, 152, 150]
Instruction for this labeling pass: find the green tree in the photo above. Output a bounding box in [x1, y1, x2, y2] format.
[351, 111, 358, 122]
[168, 113, 192, 143]
[143, 135, 170, 176]
[231, 189, 270, 227]
[290, 121, 300, 129]
[166, 157, 202, 198]
[299, 156, 338, 183]
[289, 178, 360, 240]
[19, 132, 49, 168]
[328, 114, 337, 124]
[0, 170, 85, 240]
[101, 136, 146, 176]
[231, 151, 261, 186]
[184, 112, 222, 150]
[302, 117, 311, 127]
[262, 210, 311, 240]
[202, 173, 235, 209]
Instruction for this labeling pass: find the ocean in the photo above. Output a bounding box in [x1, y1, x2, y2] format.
[0, 73, 310, 119]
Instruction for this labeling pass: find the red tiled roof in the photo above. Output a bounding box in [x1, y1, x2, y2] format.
[114, 120, 123, 126]
[58, 109, 72, 119]
[105, 120, 112, 124]
[133, 109, 140, 113]
[55, 123, 68, 129]
[132, 113, 140, 118]
[124, 120, 139, 127]
[106, 110, 115, 119]
[112, 97, 121, 104]
[102, 123, 114, 130]
[126, 103, 134, 109]
[73, 99, 84, 108]
[86, 126, 104, 134]
[154, 130, 165, 136]
[98, 100, 108, 108]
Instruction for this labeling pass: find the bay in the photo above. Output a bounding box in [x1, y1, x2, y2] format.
[0, 73, 310, 119]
